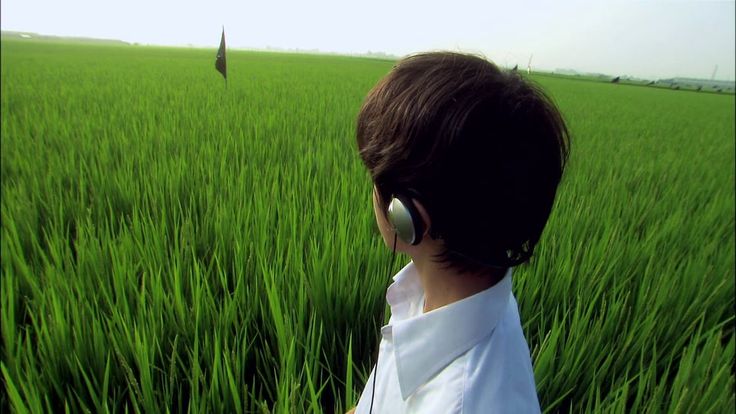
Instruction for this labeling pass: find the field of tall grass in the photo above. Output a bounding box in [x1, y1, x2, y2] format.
[1, 39, 734, 413]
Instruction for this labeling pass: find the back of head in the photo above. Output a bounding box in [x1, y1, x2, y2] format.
[357, 52, 570, 275]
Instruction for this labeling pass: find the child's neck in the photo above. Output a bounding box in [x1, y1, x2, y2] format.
[412, 256, 504, 313]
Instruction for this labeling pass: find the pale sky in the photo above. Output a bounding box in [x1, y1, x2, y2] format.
[1, 0, 734, 81]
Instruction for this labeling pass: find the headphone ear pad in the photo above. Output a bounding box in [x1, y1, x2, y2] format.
[387, 194, 425, 245]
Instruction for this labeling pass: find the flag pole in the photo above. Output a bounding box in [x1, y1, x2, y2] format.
[224, 25, 227, 91]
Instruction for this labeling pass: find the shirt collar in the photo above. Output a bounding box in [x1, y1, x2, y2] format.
[384, 261, 513, 400]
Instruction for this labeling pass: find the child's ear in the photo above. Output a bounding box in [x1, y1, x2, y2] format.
[412, 199, 433, 239]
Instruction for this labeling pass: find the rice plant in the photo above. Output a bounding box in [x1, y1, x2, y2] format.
[1, 39, 734, 413]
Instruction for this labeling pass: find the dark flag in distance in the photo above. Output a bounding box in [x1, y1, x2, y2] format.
[216, 27, 227, 80]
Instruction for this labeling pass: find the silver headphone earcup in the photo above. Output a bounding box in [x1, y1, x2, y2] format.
[388, 197, 418, 245]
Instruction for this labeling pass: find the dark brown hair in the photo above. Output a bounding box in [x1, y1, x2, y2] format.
[357, 52, 569, 276]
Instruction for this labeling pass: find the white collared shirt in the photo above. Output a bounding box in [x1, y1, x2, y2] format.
[355, 261, 541, 414]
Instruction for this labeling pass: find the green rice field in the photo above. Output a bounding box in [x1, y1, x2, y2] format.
[1, 39, 734, 413]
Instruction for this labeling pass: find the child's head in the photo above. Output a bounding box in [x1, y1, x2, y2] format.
[357, 52, 570, 276]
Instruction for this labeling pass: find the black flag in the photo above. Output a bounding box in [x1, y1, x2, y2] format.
[216, 28, 227, 80]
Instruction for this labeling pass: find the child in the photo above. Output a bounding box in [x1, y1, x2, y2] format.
[349, 52, 569, 413]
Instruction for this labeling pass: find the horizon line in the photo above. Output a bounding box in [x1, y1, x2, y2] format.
[2, 29, 735, 83]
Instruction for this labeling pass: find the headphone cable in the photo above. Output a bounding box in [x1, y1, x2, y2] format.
[369, 231, 397, 414]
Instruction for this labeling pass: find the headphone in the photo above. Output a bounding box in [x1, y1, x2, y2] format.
[387, 193, 425, 246]
[384, 190, 533, 268]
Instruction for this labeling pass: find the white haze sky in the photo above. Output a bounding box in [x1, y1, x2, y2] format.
[1, 0, 734, 80]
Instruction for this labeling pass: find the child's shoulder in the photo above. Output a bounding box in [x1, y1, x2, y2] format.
[462, 294, 541, 412]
